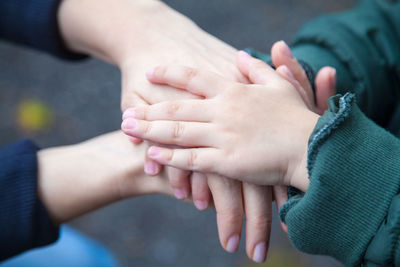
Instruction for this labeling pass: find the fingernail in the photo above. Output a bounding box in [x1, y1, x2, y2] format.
[253, 242, 267, 263]
[122, 109, 135, 120]
[174, 189, 187, 200]
[144, 161, 157, 175]
[194, 200, 208, 210]
[121, 118, 136, 131]
[226, 235, 239, 253]
[282, 65, 296, 81]
[148, 146, 160, 157]
[146, 67, 155, 77]
[280, 41, 294, 59]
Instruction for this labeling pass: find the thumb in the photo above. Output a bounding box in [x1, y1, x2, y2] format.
[236, 51, 279, 85]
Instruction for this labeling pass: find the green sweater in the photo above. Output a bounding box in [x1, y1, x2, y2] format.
[250, 0, 400, 266]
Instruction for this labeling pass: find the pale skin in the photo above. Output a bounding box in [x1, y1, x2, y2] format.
[58, 0, 336, 262]
[121, 51, 322, 191]
[37, 131, 172, 225]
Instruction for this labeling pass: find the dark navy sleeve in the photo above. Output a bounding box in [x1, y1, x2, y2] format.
[0, 140, 59, 261]
[0, 0, 86, 60]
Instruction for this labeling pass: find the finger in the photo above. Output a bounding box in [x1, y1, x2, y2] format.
[147, 146, 221, 173]
[243, 183, 272, 263]
[208, 174, 243, 253]
[236, 50, 280, 85]
[276, 65, 314, 111]
[123, 99, 214, 122]
[271, 41, 312, 96]
[122, 119, 217, 147]
[315, 67, 337, 115]
[191, 172, 211, 210]
[121, 95, 148, 143]
[128, 136, 143, 145]
[144, 156, 162, 176]
[273, 186, 288, 234]
[167, 167, 191, 199]
[146, 66, 230, 98]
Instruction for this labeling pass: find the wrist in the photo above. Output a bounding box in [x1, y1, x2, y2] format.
[287, 111, 319, 192]
[37, 133, 142, 225]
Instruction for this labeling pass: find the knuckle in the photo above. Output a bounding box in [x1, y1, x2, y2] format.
[166, 101, 181, 116]
[248, 215, 272, 231]
[142, 121, 152, 135]
[171, 121, 185, 140]
[217, 209, 243, 226]
[184, 67, 198, 82]
[187, 150, 198, 168]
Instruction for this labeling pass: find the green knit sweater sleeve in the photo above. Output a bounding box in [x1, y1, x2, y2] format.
[291, 0, 400, 127]
[248, 0, 400, 126]
[280, 93, 400, 266]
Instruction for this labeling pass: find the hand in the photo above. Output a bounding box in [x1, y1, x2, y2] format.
[59, 2, 273, 262]
[270, 41, 337, 115]
[37, 131, 172, 225]
[121, 52, 320, 191]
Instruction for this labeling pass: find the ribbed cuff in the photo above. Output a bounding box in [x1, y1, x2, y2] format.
[0, 0, 87, 60]
[0, 140, 59, 260]
[280, 93, 400, 266]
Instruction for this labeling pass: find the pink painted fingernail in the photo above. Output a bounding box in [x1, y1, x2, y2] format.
[280, 41, 294, 59]
[122, 109, 135, 120]
[144, 161, 158, 175]
[174, 189, 186, 200]
[226, 235, 239, 253]
[253, 242, 267, 263]
[121, 118, 136, 131]
[148, 147, 160, 158]
[194, 200, 208, 210]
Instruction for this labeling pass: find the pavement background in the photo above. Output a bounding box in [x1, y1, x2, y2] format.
[0, 1, 358, 266]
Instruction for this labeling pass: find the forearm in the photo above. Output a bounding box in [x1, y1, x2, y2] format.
[37, 131, 169, 225]
[58, 0, 197, 66]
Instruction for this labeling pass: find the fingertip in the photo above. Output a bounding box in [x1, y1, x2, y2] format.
[146, 67, 155, 79]
[236, 50, 252, 76]
[144, 160, 162, 176]
[252, 242, 267, 263]
[329, 67, 337, 93]
[226, 234, 240, 253]
[121, 118, 136, 132]
[271, 40, 292, 67]
[129, 136, 143, 144]
[315, 66, 337, 114]
[194, 200, 208, 210]
[281, 222, 288, 234]
[122, 108, 136, 120]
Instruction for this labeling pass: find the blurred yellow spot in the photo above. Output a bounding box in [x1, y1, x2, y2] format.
[17, 99, 53, 132]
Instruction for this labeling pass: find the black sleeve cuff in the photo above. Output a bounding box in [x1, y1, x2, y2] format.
[0, 140, 59, 261]
[0, 0, 87, 60]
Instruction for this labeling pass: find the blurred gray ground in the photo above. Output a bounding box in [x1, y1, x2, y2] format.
[0, 1, 358, 266]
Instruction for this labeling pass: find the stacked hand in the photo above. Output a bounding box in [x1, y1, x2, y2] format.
[58, 0, 336, 262]
[122, 41, 337, 262]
